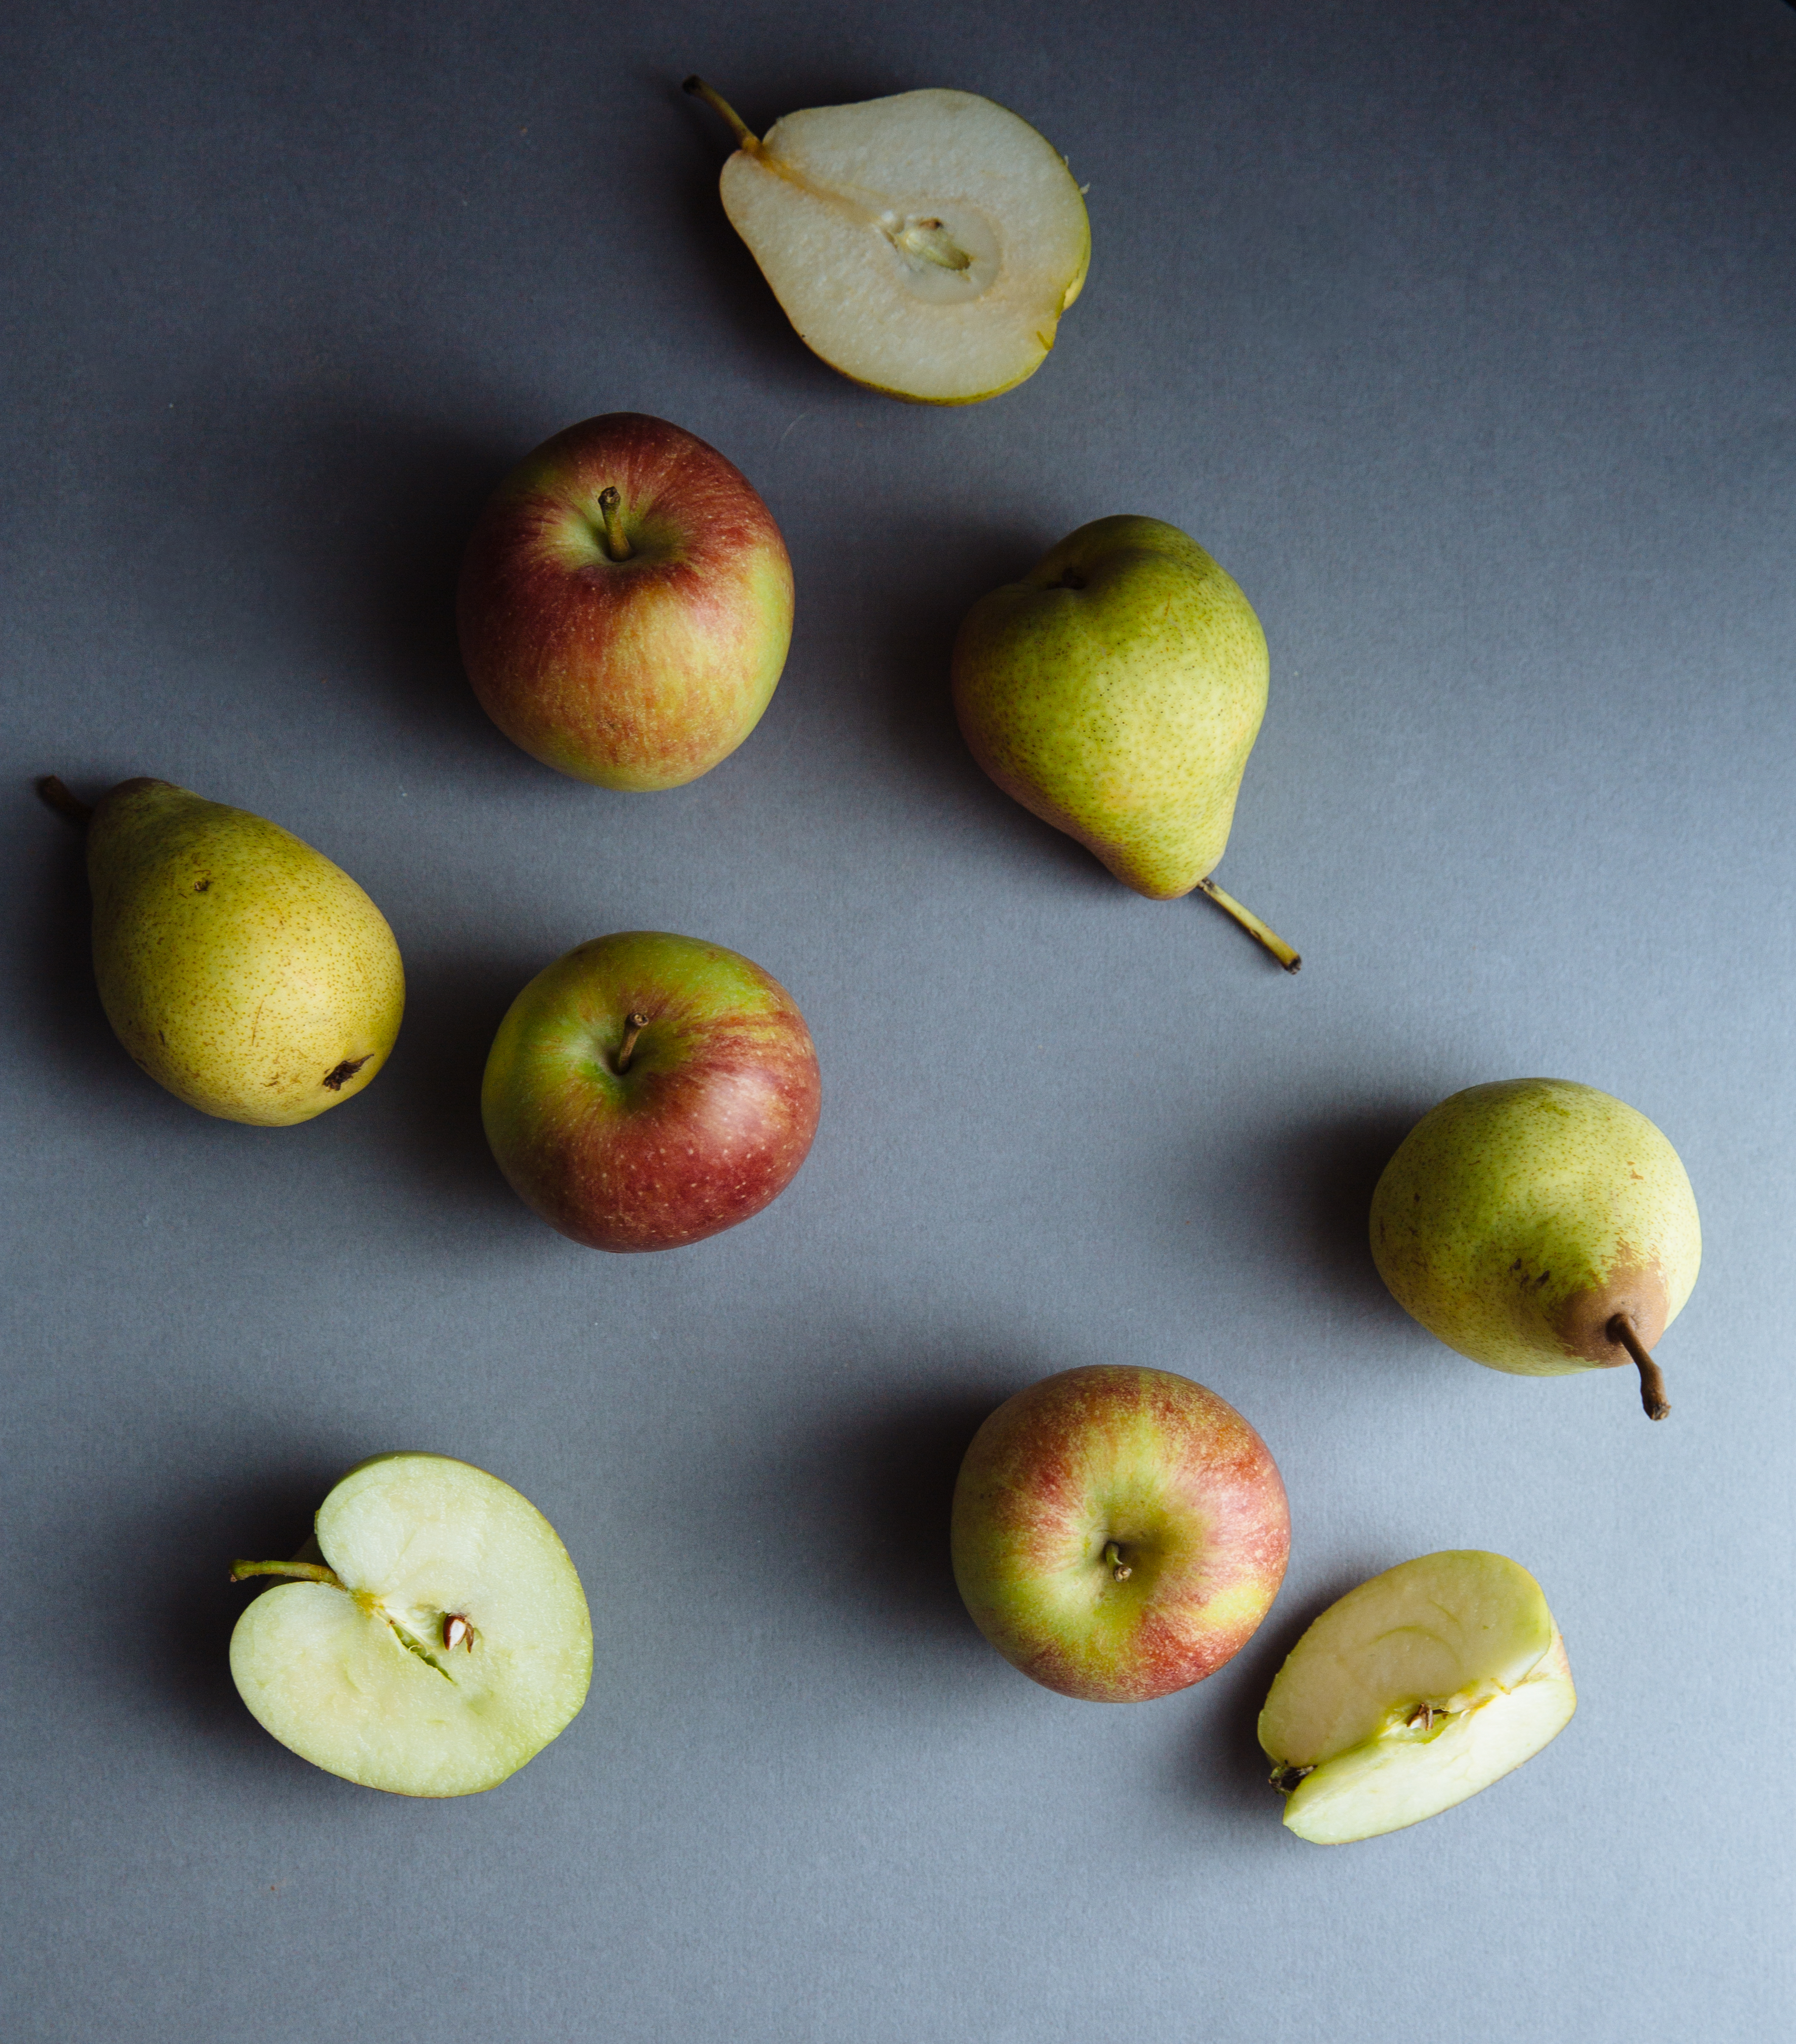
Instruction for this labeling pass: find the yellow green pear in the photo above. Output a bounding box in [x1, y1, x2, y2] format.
[1369, 1079, 1700, 1419]
[952, 515, 1298, 968]
[54, 776, 404, 1125]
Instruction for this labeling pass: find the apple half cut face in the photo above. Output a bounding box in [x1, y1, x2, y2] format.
[695, 82, 1090, 404]
[229, 1454, 592, 1797]
[1259, 1551, 1576, 1844]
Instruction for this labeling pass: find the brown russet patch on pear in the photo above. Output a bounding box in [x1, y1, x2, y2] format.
[1549, 1250, 1669, 1366]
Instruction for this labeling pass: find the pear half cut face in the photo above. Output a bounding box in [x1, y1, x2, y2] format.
[718, 89, 1090, 404]
[229, 1455, 592, 1797]
[1259, 1551, 1575, 1844]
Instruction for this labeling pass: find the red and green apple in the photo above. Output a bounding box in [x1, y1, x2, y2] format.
[951, 1365, 1290, 1701]
[457, 412, 794, 789]
[481, 930, 821, 1252]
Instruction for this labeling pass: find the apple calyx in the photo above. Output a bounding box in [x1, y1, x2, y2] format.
[1608, 1312, 1671, 1421]
[36, 774, 95, 830]
[231, 1557, 460, 1683]
[1102, 1540, 1133, 1582]
[614, 1011, 651, 1074]
[1195, 876, 1301, 974]
[595, 486, 634, 563]
[683, 76, 760, 152]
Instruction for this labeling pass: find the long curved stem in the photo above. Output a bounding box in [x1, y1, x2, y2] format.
[36, 776, 94, 829]
[230, 1559, 345, 1588]
[682, 76, 760, 152]
[1195, 877, 1301, 973]
[1608, 1314, 1670, 1421]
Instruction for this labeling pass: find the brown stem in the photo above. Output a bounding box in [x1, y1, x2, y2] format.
[1195, 877, 1302, 973]
[596, 486, 633, 562]
[682, 76, 761, 151]
[615, 1011, 651, 1074]
[36, 775, 94, 829]
[1102, 1540, 1132, 1582]
[230, 1559, 346, 1588]
[1608, 1314, 1671, 1421]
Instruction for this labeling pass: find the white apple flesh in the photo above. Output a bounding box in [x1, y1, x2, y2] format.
[688, 81, 1089, 404]
[1259, 1551, 1576, 1844]
[229, 1454, 592, 1797]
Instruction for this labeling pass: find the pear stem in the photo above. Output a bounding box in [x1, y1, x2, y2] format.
[1608, 1314, 1671, 1421]
[36, 775, 94, 830]
[596, 486, 633, 562]
[682, 76, 760, 152]
[1195, 877, 1302, 973]
[1102, 1540, 1132, 1582]
[614, 1011, 651, 1074]
[230, 1559, 346, 1588]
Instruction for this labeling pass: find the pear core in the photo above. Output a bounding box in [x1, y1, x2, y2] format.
[697, 82, 1090, 404]
[229, 1454, 592, 1797]
[1259, 1551, 1576, 1844]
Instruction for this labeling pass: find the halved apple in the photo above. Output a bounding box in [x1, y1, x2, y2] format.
[1259, 1550, 1576, 1844]
[686, 79, 1089, 404]
[229, 1454, 592, 1797]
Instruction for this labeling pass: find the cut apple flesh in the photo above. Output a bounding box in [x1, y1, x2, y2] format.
[1259, 1551, 1575, 1844]
[229, 1454, 592, 1797]
[709, 87, 1089, 404]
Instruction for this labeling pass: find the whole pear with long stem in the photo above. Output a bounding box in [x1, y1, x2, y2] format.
[952, 516, 1300, 969]
[1369, 1079, 1699, 1419]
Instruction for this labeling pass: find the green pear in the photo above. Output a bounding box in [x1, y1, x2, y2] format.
[951, 516, 1298, 969]
[52, 776, 404, 1125]
[1370, 1079, 1700, 1419]
[685, 79, 1089, 405]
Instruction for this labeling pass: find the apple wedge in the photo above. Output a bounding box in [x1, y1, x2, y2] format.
[1259, 1551, 1575, 1844]
[686, 79, 1089, 404]
[229, 1454, 592, 1797]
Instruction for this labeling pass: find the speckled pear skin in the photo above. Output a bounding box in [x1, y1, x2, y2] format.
[1370, 1079, 1700, 1378]
[87, 779, 405, 1126]
[951, 517, 1269, 898]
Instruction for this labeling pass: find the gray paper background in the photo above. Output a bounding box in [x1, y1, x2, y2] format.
[4, 3, 1793, 2039]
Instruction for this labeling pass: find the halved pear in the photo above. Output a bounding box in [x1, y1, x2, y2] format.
[686, 79, 1089, 404]
[1259, 1551, 1575, 1844]
[229, 1454, 591, 1797]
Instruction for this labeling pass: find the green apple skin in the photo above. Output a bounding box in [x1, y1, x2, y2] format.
[1259, 1551, 1576, 1845]
[84, 778, 404, 1125]
[457, 413, 793, 791]
[952, 517, 1269, 897]
[951, 1366, 1290, 1702]
[1370, 1079, 1701, 1378]
[482, 931, 821, 1253]
[229, 1453, 592, 1799]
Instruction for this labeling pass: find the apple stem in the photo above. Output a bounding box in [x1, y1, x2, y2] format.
[1102, 1540, 1132, 1582]
[682, 75, 761, 152]
[1608, 1313, 1671, 1421]
[36, 775, 94, 830]
[596, 486, 634, 563]
[614, 1011, 651, 1074]
[1195, 877, 1301, 973]
[230, 1559, 346, 1588]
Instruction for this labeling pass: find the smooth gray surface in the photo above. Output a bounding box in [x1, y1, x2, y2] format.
[4, 3, 1793, 2039]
